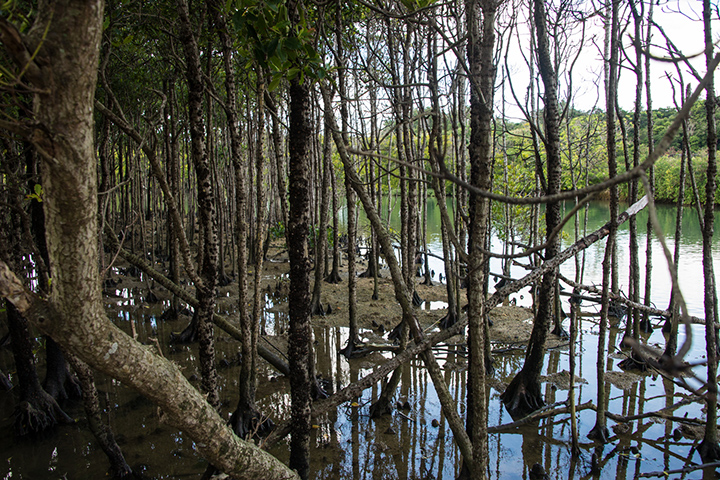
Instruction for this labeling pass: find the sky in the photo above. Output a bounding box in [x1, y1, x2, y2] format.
[499, 0, 720, 120]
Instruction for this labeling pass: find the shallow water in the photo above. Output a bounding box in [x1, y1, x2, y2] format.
[1, 287, 717, 479]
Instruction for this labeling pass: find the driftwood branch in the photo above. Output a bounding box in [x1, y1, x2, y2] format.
[558, 274, 708, 325]
[487, 400, 595, 433]
[487, 195, 649, 307]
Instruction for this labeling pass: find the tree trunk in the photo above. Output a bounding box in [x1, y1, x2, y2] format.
[286, 1, 314, 470]
[588, 0, 619, 445]
[501, 0, 563, 421]
[699, 0, 720, 462]
[310, 118, 331, 317]
[176, 0, 219, 409]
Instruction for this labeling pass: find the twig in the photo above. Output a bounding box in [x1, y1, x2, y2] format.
[638, 461, 720, 477]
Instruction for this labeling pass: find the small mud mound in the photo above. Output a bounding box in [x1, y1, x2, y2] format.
[605, 370, 645, 391]
[541, 370, 588, 390]
[489, 306, 535, 344]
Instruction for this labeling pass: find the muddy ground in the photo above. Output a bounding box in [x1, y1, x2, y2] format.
[108, 243, 574, 372]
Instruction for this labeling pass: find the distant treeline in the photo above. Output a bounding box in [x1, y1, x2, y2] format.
[496, 99, 720, 205]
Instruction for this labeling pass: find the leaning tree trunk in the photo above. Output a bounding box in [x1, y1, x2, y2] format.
[500, 0, 563, 421]
[322, 83, 476, 474]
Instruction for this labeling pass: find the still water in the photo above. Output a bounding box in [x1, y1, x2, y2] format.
[0, 200, 719, 479]
[361, 198, 720, 318]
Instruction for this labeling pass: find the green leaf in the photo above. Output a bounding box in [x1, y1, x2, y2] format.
[285, 36, 300, 51]
[268, 75, 282, 91]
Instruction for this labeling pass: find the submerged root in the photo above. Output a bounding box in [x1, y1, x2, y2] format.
[369, 395, 393, 418]
[43, 371, 82, 404]
[230, 408, 275, 441]
[170, 314, 199, 344]
[312, 376, 331, 401]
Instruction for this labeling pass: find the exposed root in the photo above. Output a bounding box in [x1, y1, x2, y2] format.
[618, 351, 649, 373]
[324, 270, 342, 284]
[230, 407, 275, 441]
[587, 424, 610, 444]
[43, 339, 82, 403]
[358, 269, 372, 278]
[412, 290, 423, 307]
[217, 273, 233, 288]
[699, 439, 720, 463]
[500, 375, 545, 421]
[439, 311, 458, 330]
[387, 322, 404, 342]
[310, 299, 325, 317]
[13, 391, 74, 436]
[339, 340, 369, 359]
[551, 323, 569, 339]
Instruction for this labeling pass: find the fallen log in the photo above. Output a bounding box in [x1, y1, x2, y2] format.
[104, 227, 291, 377]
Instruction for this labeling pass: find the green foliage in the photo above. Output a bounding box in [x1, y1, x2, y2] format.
[397, 0, 436, 12]
[308, 224, 333, 250]
[25, 183, 43, 203]
[231, 0, 326, 90]
[269, 221, 285, 240]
